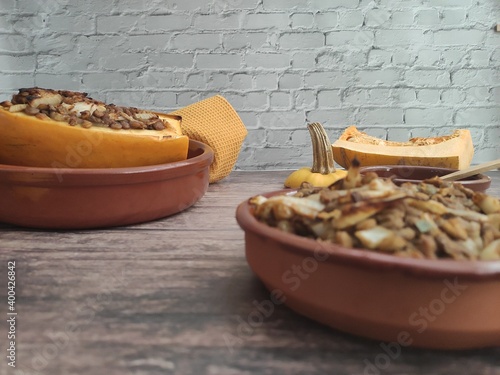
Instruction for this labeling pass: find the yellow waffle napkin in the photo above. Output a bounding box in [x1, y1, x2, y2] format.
[171, 95, 247, 183]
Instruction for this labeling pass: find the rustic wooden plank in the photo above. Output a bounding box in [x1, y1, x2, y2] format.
[0, 170, 499, 375]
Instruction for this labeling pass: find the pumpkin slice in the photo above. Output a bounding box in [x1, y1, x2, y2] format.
[0, 88, 189, 168]
[332, 126, 474, 170]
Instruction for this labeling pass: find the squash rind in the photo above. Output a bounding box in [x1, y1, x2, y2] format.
[0, 109, 189, 168]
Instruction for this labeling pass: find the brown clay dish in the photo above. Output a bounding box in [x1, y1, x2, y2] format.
[359, 165, 491, 192]
[0, 140, 213, 229]
[236, 190, 500, 350]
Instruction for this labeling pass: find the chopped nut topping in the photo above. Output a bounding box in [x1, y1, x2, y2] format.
[250, 167, 500, 260]
[0, 87, 174, 131]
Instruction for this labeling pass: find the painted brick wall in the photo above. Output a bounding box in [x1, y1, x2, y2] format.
[0, 0, 498, 168]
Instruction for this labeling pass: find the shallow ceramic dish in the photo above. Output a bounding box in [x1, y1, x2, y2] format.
[360, 165, 491, 192]
[236, 190, 500, 350]
[0, 140, 213, 229]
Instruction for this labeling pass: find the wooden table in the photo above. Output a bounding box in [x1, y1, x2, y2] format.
[1, 171, 499, 375]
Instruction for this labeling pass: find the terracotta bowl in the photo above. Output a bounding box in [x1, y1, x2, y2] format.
[359, 165, 491, 192]
[236, 190, 500, 350]
[0, 140, 213, 229]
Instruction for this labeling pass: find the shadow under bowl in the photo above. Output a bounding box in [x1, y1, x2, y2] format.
[236, 190, 500, 350]
[359, 165, 491, 192]
[0, 139, 213, 229]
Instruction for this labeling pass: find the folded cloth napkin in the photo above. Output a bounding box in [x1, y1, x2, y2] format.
[171, 95, 247, 183]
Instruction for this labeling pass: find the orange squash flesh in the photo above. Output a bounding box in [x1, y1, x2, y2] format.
[332, 126, 474, 170]
[0, 109, 189, 168]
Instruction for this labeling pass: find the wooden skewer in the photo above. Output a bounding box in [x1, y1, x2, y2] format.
[440, 158, 500, 181]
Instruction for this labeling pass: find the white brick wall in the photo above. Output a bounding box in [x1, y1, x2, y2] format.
[0, 0, 498, 168]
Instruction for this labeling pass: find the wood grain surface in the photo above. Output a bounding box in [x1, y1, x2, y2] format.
[0, 171, 499, 375]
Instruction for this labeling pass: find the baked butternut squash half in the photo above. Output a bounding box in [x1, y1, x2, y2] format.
[332, 126, 474, 170]
[0, 88, 189, 168]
